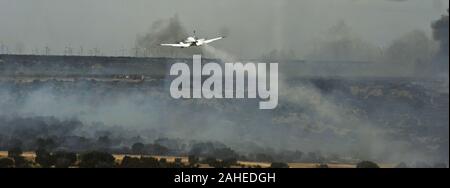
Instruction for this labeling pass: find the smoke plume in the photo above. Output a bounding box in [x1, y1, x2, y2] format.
[135, 15, 203, 58]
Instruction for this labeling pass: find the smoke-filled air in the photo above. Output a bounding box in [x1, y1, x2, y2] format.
[0, 0, 448, 168]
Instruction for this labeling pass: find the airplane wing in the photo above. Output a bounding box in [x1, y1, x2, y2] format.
[204, 36, 225, 44]
[160, 43, 191, 48]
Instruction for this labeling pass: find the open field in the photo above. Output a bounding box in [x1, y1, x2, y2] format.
[0, 151, 35, 160]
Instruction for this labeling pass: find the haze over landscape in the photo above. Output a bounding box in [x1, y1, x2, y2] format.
[1, 0, 448, 58]
[0, 0, 448, 168]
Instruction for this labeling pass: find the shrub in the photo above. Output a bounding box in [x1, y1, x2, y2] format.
[35, 149, 52, 168]
[8, 147, 23, 158]
[174, 158, 182, 164]
[356, 161, 380, 168]
[131, 143, 145, 154]
[0, 158, 15, 168]
[120, 156, 142, 168]
[52, 151, 77, 168]
[317, 163, 329, 168]
[12, 156, 33, 168]
[222, 158, 238, 167]
[140, 157, 159, 168]
[79, 151, 116, 168]
[188, 155, 199, 165]
[270, 162, 289, 168]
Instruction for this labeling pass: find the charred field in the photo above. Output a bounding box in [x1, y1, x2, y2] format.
[0, 54, 448, 167]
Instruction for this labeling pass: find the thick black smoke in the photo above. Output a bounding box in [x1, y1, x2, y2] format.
[135, 15, 203, 58]
[432, 10, 449, 61]
[432, 10, 449, 55]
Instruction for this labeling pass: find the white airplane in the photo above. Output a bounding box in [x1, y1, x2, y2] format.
[160, 31, 225, 48]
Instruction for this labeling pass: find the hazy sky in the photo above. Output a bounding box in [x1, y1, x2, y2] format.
[0, 0, 448, 58]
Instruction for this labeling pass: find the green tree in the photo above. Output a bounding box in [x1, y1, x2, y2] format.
[35, 149, 53, 168]
[8, 147, 23, 158]
[131, 142, 145, 154]
[188, 155, 199, 165]
[174, 158, 182, 164]
[13, 156, 33, 168]
[222, 158, 238, 167]
[120, 156, 142, 168]
[270, 162, 289, 168]
[140, 157, 159, 168]
[356, 161, 380, 168]
[0, 158, 14, 168]
[52, 151, 77, 168]
[79, 151, 116, 168]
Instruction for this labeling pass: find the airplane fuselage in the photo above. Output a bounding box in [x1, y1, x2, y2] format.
[161, 33, 224, 48]
[183, 37, 206, 47]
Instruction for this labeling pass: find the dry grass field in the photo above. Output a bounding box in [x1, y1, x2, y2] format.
[0, 151, 395, 168]
[0, 151, 35, 160]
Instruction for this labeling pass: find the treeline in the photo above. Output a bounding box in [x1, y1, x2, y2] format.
[1, 116, 447, 168]
[0, 147, 191, 168]
[2, 146, 447, 168]
[0, 116, 342, 164]
[0, 147, 270, 168]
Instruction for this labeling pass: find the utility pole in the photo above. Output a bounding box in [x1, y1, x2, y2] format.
[93, 47, 100, 56]
[79, 46, 83, 56]
[132, 46, 139, 57]
[15, 43, 24, 54]
[0, 43, 4, 54]
[120, 46, 125, 57]
[67, 44, 73, 56]
[33, 47, 39, 55]
[44, 46, 50, 56]
[144, 48, 151, 57]
[0, 44, 8, 55]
